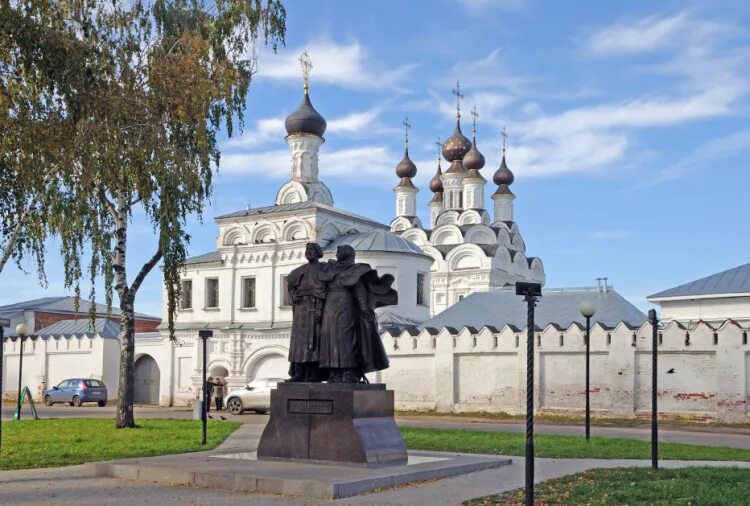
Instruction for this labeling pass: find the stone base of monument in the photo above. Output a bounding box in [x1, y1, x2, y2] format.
[89, 450, 512, 500]
[257, 382, 407, 466]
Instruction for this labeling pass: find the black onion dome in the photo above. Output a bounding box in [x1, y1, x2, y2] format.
[429, 163, 444, 193]
[493, 154, 515, 186]
[442, 120, 472, 162]
[396, 147, 417, 178]
[463, 139, 485, 172]
[285, 92, 327, 137]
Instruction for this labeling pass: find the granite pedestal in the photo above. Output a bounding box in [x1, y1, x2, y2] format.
[257, 382, 407, 466]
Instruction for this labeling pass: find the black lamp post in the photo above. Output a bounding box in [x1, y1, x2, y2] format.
[198, 329, 213, 445]
[516, 281, 542, 506]
[15, 323, 27, 421]
[0, 318, 9, 451]
[579, 301, 597, 440]
[648, 309, 659, 469]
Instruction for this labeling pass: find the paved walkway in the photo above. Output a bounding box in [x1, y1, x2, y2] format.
[1, 423, 749, 505]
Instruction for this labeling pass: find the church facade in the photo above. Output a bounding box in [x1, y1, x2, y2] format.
[390, 98, 544, 316]
[151, 75, 436, 405]
[138, 74, 548, 406]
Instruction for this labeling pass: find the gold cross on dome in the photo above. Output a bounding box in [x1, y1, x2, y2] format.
[299, 51, 313, 93]
[501, 126, 508, 154]
[402, 116, 411, 145]
[452, 81, 464, 118]
[435, 137, 443, 161]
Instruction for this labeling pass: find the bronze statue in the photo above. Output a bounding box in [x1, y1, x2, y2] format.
[319, 245, 396, 383]
[286, 243, 396, 383]
[286, 243, 328, 382]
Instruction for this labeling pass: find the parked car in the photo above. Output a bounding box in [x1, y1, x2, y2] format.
[225, 378, 283, 415]
[44, 378, 108, 407]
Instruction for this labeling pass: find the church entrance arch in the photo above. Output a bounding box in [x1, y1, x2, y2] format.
[210, 365, 229, 379]
[246, 349, 288, 382]
[133, 354, 160, 405]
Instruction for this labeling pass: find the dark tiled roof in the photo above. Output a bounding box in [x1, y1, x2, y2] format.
[648, 262, 750, 299]
[35, 318, 121, 339]
[184, 251, 223, 265]
[421, 288, 646, 331]
[324, 230, 429, 258]
[215, 201, 386, 228]
[0, 296, 159, 321]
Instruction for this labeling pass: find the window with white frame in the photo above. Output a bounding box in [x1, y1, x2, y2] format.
[205, 278, 219, 308]
[241, 277, 256, 309]
[280, 275, 292, 306]
[179, 279, 192, 310]
[416, 272, 426, 306]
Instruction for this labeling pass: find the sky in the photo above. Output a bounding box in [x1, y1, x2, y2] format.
[3, 0, 750, 318]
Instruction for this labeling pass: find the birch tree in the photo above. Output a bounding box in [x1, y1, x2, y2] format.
[2, 0, 286, 428]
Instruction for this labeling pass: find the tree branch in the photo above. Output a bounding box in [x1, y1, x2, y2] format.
[130, 248, 162, 295]
[99, 186, 118, 223]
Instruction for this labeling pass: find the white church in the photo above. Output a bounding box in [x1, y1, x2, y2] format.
[4, 61, 747, 421]
[135, 69, 546, 406]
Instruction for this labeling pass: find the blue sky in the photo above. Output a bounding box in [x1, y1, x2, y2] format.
[3, 0, 750, 317]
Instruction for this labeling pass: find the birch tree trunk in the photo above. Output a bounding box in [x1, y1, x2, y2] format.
[111, 194, 162, 429]
[116, 290, 136, 428]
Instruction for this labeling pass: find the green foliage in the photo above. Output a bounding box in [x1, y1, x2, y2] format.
[1, 418, 240, 470]
[1, 0, 286, 327]
[2, 0, 286, 427]
[465, 467, 750, 505]
[401, 427, 750, 461]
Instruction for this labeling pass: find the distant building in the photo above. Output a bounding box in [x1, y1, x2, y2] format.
[0, 296, 161, 336]
[417, 285, 646, 332]
[648, 262, 750, 324]
[1, 298, 160, 401]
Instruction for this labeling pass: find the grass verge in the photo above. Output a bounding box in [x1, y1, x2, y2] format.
[464, 467, 750, 505]
[0, 418, 240, 470]
[396, 409, 750, 429]
[401, 427, 750, 461]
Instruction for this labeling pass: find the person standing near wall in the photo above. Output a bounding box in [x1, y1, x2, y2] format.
[214, 378, 225, 411]
[205, 376, 214, 413]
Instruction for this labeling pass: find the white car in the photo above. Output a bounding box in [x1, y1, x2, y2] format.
[225, 377, 284, 415]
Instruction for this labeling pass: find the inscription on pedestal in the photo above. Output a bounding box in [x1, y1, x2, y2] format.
[288, 398, 333, 415]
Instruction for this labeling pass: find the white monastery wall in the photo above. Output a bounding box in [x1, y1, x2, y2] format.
[2, 335, 112, 401]
[382, 320, 750, 422]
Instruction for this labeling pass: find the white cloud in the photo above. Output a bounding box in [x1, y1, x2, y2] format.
[589, 229, 632, 240]
[460, 0, 525, 13]
[650, 127, 750, 185]
[257, 39, 419, 90]
[224, 105, 397, 150]
[225, 117, 286, 148]
[588, 13, 690, 55]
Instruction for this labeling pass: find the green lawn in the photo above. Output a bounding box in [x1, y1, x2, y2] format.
[0, 418, 240, 470]
[464, 467, 750, 505]
[401, 427, 750, 461]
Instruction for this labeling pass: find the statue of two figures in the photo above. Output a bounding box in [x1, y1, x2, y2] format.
[286, 242, 397, 384]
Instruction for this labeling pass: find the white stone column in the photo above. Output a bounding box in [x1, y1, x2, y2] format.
[492, 192, 515, 222]
[286, 134, 323, 183]
[433, 329, 456, 411]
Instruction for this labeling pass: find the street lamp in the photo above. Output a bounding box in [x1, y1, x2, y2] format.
[15, 323, 27, 421]
[198, 329, 213, 445]
[579, 300, 597, 440]
[648, 309, 659, 469]
[0, 318, 10, 451]
[516, 281, 542, 506]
